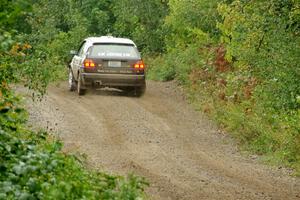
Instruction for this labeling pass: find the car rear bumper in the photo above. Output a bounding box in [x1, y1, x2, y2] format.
[81, 73, 146, 87]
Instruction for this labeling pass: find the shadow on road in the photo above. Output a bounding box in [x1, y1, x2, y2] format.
[88, 88, 139, 98]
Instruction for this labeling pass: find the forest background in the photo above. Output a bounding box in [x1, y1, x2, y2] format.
[0, 0, 299, 198]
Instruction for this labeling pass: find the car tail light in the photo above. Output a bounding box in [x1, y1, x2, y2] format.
[84, 59, 96, 68]
[134, 60, 145, 69]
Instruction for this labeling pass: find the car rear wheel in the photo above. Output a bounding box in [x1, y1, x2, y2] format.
[135, 85, 146, 97]
[68, 68, 76, 91]
[77, 73, 86, 96]
[123, 86, 145, 97]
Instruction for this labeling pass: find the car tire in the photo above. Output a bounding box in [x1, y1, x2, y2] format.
[77, 73, 86, 96]
[124, 86, 145, 97]
[135, 85, 146, 97]
[68, 68, 76, 91]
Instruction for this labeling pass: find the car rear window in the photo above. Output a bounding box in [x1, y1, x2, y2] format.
[89, 43, 140, 59]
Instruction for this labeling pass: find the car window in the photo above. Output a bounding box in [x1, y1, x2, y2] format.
[78, 41, 87, 56]
[89, 43, 140, 59]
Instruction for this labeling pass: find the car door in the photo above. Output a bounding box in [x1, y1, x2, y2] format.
[71, 41, 87, 81]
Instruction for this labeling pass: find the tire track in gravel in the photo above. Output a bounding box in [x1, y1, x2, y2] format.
[25, 80, 300, 200]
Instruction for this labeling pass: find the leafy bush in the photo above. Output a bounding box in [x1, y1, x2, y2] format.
[147, 0, 300, 174]
[217, 0, 300, 111]
[113, 0, 168, 53]
[146, 56, 176, 81]
[0, 87, 148, 200]
[0, 1, 149, 197]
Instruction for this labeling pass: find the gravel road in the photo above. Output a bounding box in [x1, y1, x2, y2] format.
[24, 80, 300, 200]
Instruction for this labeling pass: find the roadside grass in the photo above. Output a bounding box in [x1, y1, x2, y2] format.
[191, 91, 300, 175]
[145, 47, 300, 176]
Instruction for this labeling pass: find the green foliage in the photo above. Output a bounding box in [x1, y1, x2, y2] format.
[165, 0, 220, 48]
[1, 0, 299, 188]
[147, 0, 300, 173]
[146, 56, 176, 81]
[113, 0, 169, 53]
[78, 0, 115, 35]
[0, 87, 148, 199]
[217, 0, 300, 110]
[1, 1, 149, 198]
[20, 0, 90, 92]
[0, 0, 33, 33]
[210, 0, 300, 170]
[147, 39, 214, 83]
[147, 0, 220, 83]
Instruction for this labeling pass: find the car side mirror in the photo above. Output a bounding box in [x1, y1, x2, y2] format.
[70, 50, 78, 56]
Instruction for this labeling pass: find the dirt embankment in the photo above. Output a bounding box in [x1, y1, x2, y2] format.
[24, 81, 300, 200]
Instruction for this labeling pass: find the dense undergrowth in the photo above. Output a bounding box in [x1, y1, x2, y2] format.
[1, 1, 299, 198]
[0, 34, 148, 198]
[147, 0, 300, 174]
[1, 0, 150, 198]
[0, 86, 148, 199]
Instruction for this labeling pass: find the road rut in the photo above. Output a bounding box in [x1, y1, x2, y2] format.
[25, 80, 300, 200]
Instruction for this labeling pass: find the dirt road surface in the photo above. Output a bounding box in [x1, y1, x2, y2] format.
[24, 81, 300, 200]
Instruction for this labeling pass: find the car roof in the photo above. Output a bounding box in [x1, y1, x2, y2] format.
[85, 36, 136, 47]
